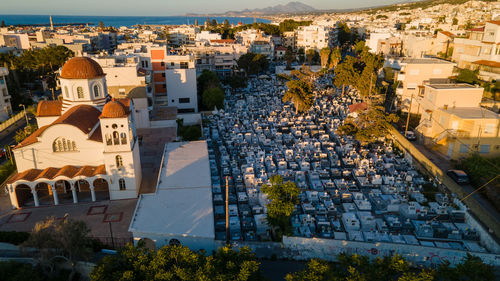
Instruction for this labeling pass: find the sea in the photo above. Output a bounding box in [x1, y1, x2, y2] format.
[0, 15, 270, 28]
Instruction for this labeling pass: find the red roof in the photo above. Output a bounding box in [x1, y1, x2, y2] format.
[473, 60, 500, 68]
[60, 57, 105, 80]
[349, 102, 368, 113]
[16, 105, 101, 149]
[7, 165, 106, 184]
[36, 100, 62, 117]
[276, 46, 287, 51]
[487, 20, 500, 26]
[439, 31, 455, 38]
[468, 27, 485, 32]
[100, 99, 131, 119]
[210, 39, 235, 44]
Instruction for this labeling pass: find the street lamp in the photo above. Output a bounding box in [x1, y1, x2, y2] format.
[19, 104, 29, 125]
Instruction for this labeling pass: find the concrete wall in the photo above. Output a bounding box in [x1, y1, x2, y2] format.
[178, 113, 201, 126]
[165, 68, 198, 112]
[282, 236, 500, 266]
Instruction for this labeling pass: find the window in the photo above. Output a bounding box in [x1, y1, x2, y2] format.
[161, 73, 165, 78]
[77, 87, 84, 98]
[432, 68, 442, 75]
[53, 137, 77, 152]
[116, 155, 123, 168]
[2, 88, 6, 97]
[179, 98, 190, 103]
[119, 178, 126, 190]
[64, 86, 69, 98]
[93, 85, 100, 97]
[113, 131, 120, 145]
[409, 69, 420, 75]
[480, 144, 490, 154]
[171, 62, 174, 66]
[459, 144, 469, 153]
[180, 62, 188, 69]
[484, 124, 496, 134]
[160, 62, 165, 67]
[120, 132, 127, 144]
[105, 134, 112, 145]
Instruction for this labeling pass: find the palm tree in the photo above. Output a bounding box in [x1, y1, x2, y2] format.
[283, 80, 314, 115]
[320, 48, 331, 69]
[329, 47, 341, 69]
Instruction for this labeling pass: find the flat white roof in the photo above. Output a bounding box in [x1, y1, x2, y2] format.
[129, 141, 214, 238]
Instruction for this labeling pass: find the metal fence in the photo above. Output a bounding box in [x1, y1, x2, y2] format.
[0, 111, 26, 133]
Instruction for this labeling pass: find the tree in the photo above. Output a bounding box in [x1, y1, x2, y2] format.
[22, 218, 94, 280]
[305, 49, 316, 66]
[319, 48, 331, 69]
[197, 69, 221, 95]
[284, 48, 295, 70]
[98, 21, 105, 29]
[203, 87, 225, 110]
[352, 106, 399, 145]
[329, 48, 341, 69]
[283, 79, 314, 115]
[0, 20, 6, 28]
[337, 22, 352, 46]
[297, 48, 305, 63]
[14, 124, 38, 144]
[225, 75, 247, 89]
[223, 19, 230, 27]
[455, 68, 480, 84]
[237, 53, 269, 76]
[211, 19, 218, 27]
[91, 243, 264, 281]
[452, 17, 458, 25]
[261, 175, 300, 239]
[0, 261, 46, 281]
[334, 55, 358, 96]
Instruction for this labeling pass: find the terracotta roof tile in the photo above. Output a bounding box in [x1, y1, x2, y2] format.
[89, 125, 103, 142]
[60, 57, 105, 79]
[37, 100, 62, 117]
[473, 60, 500, 68]
[349, 102, 368, 113]
[7, 165, 107, 184]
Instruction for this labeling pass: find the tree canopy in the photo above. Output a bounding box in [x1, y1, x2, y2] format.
[203, 87, 225, 110]
[237, 53, 269, 76]
[90, 243, 264, 281]
[285, 253, 495, 281]
[283, 79, 314, 115]
[261, 175, 300, 240]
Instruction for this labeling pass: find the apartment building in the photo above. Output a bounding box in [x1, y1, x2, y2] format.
[394, 58, 455, 113]
[452, 21, 500, 81]
[415, 84, 500, 159]
[168, 26, 200, 47]
[236, 29, 271, 47]
[282, 31, 296, 50]
[150, 46, 197, 112]
[183, 40, 248, 77]
[296, 25, 336, 52]
[0, 67, 12, 121]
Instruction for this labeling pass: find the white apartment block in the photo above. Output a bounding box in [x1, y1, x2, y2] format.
[296, 25, 336, 52]
[0, 67, 12, 121]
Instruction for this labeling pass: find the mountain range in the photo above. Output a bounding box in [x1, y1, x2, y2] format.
[186, 1, 317, 16]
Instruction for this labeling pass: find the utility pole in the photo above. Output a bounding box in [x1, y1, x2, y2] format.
[108, 221, 115, 249]
[405, 94, 414, 137]
[225, 176, 230, 245]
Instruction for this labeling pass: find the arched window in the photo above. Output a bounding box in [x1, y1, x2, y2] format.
[113, 131, 119, 145]
[105, 134, 112, 145]
[93, 85, 100, 97]
[64, 86, 69, 98]
[116, 155, 123, 168]
[53, 137, 77, 152]
[119, 178, 126, 190]
[120, 132, 127, 145]
[77, 87, 84, 99]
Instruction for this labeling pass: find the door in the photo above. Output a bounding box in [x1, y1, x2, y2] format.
[447, 142, 454, 158]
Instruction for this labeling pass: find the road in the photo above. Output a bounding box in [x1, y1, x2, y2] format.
[0, 114, 33, 165]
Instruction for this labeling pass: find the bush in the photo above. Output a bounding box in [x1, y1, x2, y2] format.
[0, 231, 29, 245]
[202, 87, 225, 110]
[178, 125, 202, 141]
[0, 162, 16, 184]
[0, 261, 45, 281]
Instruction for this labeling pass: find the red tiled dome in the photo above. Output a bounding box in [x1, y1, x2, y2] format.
[100, 101, 129, 118]
[60, 57, 105, 79]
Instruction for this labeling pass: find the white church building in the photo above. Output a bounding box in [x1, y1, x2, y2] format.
[7, 57, 142, 209]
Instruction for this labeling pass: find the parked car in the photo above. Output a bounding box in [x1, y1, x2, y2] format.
[405, 131, 417, 141]
[447, 170, 470, 184]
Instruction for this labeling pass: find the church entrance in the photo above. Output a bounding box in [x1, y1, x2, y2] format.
[15, 184, 33, 208]
[55, 180, 73, 204]
[93, 178, 110, 201]
[35, 183, 53, 205]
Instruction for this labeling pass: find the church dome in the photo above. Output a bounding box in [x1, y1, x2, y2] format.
[100, 101, 129, 118]
[60, 57, 105, 79]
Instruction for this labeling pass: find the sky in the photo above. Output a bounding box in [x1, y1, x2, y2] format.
[2, 0, 406, 16]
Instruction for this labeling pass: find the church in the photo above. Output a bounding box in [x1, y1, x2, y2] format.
[6, 57, 142, 209]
